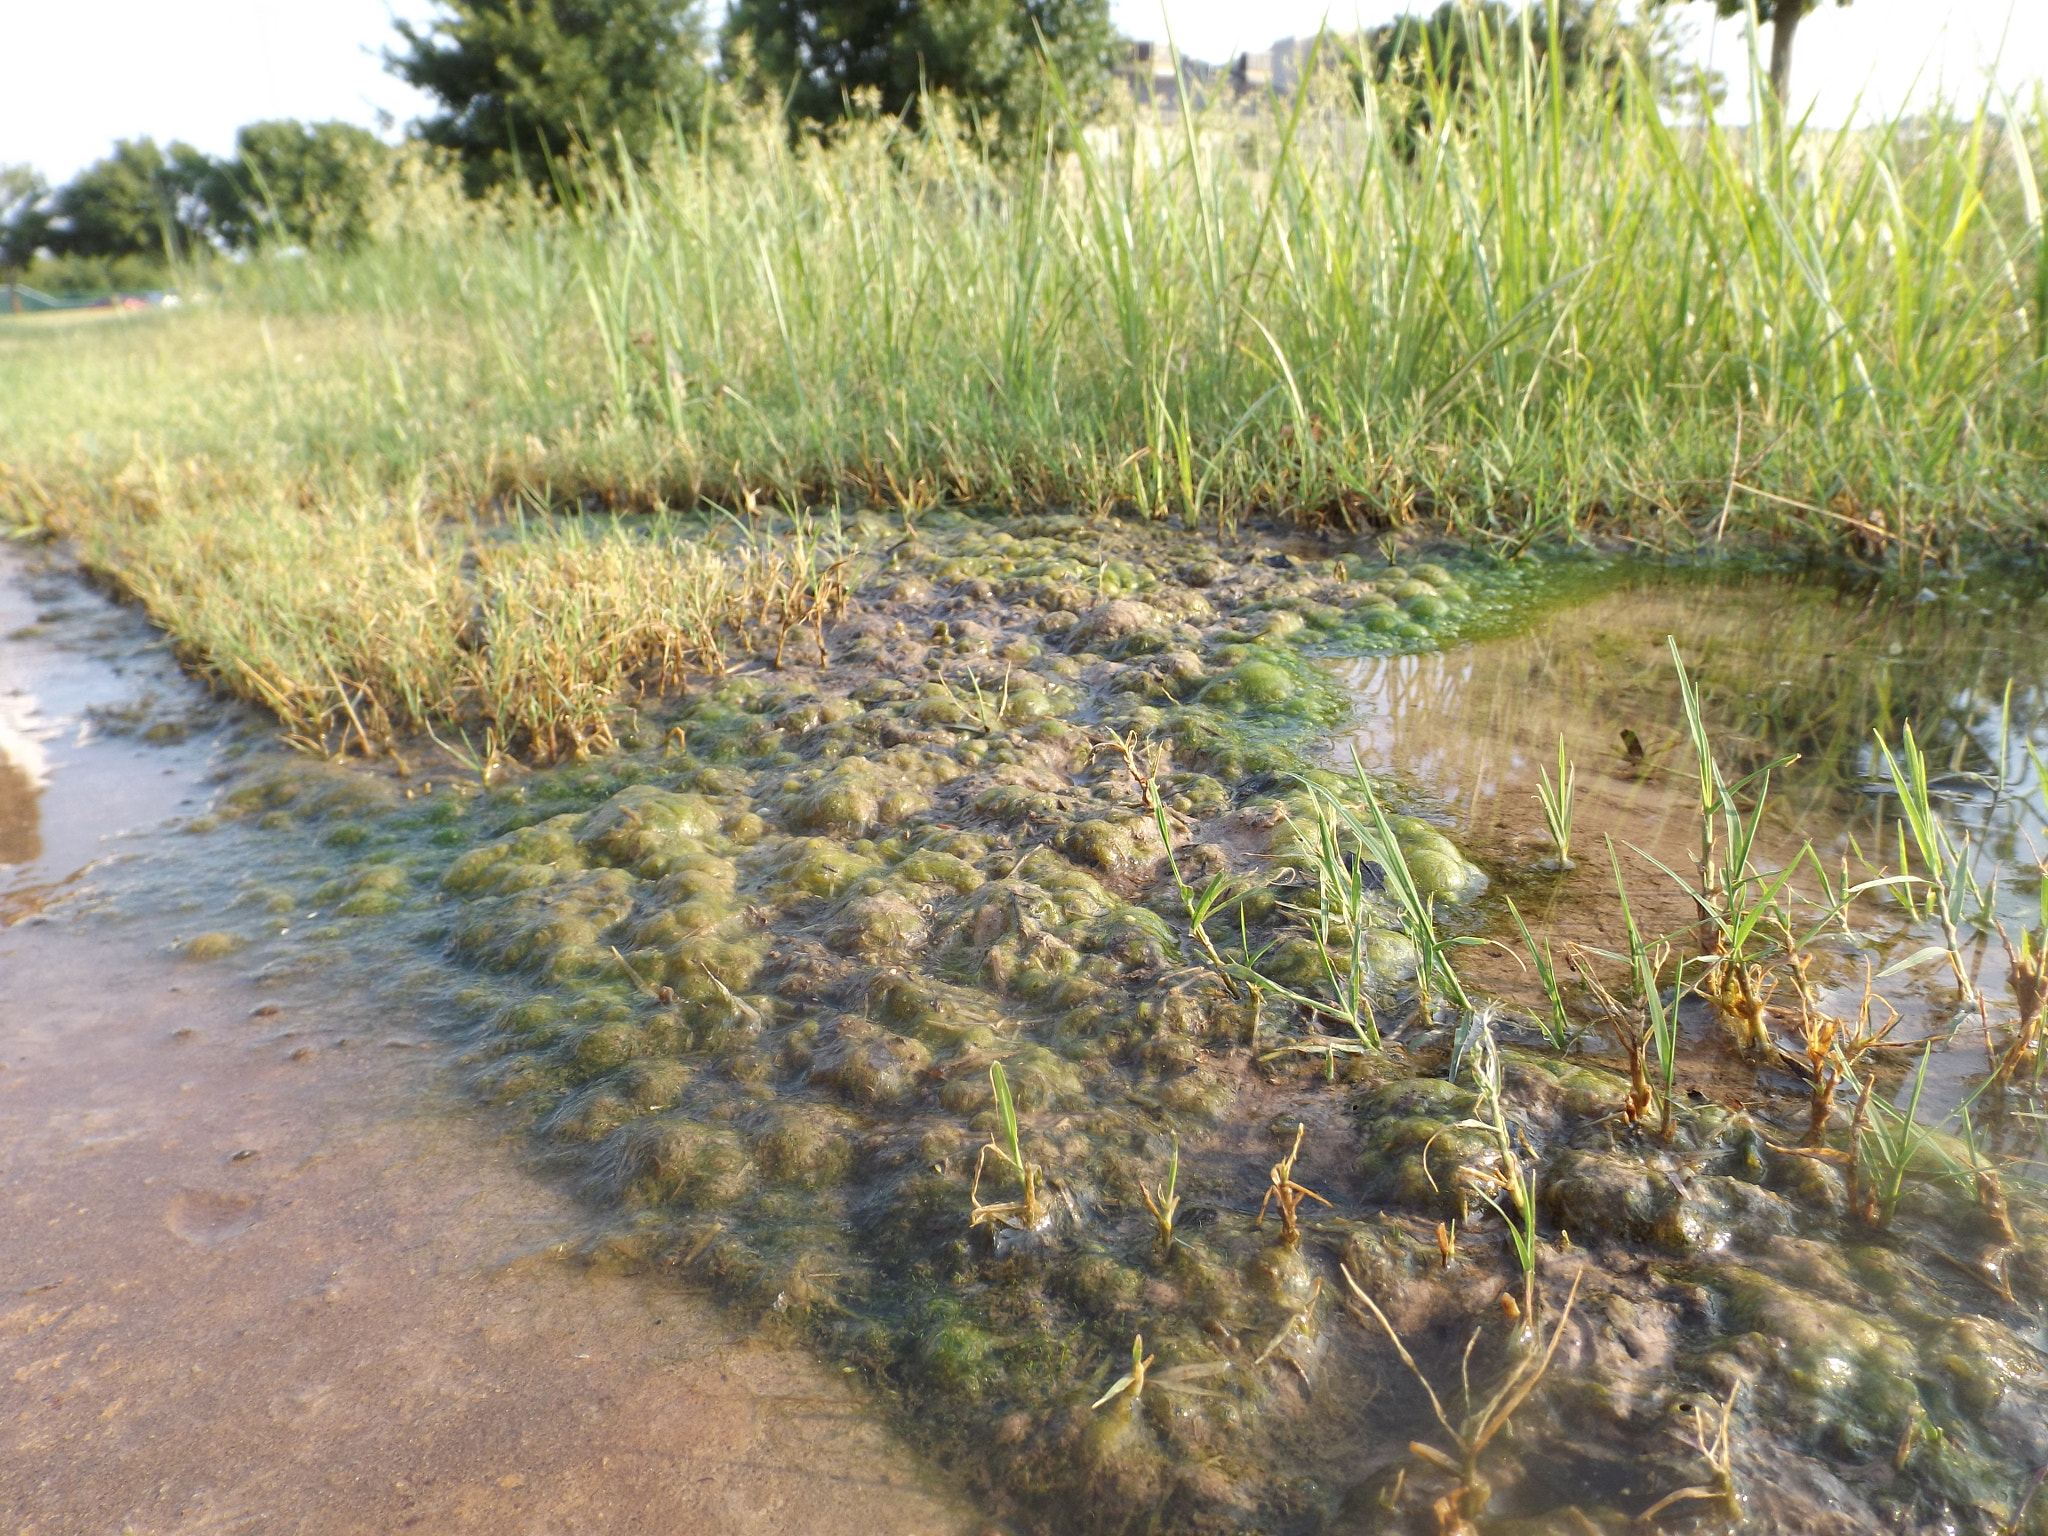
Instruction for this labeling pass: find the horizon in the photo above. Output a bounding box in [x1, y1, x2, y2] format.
[2, 0, 2042, 185]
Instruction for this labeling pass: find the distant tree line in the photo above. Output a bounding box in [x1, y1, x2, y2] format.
[3, 0, 1735, 287]
[1, 121, 402, 282]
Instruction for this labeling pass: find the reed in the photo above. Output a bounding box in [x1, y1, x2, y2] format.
[1534, 735, 1576, 869]
[3, 54, 2046, 757]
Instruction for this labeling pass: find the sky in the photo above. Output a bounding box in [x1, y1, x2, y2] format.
[3, 0, 2043, 184]
[1123, 0, 2048, 123]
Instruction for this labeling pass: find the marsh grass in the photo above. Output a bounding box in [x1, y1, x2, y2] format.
[971, 1061, 1049, 1233]
[1787, 959, 1901, 1145]
[1862, 1046, 1941, 1230]
[1878, 721, 1991, 1008]
[1995, 884, 2047, 1082]
[1263, 791, 1389, 1045]
[1534, 735, 1576, 868]
[1103, 730, 1242, 989]
[1567, 937, 1659, 1133]
[1636, 1380, 1744, 1525]
[1089, 1332, 1232, 1411]
[1140, 1132, 1181, 1253]
[1445, 1014, 1543, 1323]
[1609, 840, 1682, 1141]
[1341, 1263, 1583, 1530]
[1324, 761, 1476, 1012]
[3, 43, 2047, 753]
[1505, 896, 1575, 1049]
[52, 488, 866, 761]
[1254, 1125, 1332, 1245]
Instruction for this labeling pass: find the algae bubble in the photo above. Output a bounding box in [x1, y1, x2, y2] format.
[207, 512, 2048, 1536]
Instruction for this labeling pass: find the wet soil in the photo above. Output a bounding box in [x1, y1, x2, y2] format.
[0, 548, 974, 1534]
[211, 509, 2037, 1536]
[15, 515, 2048, 1536]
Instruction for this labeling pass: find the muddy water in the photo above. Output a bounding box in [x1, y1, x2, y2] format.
[1333, 565, 2048, 1117]
[16, 520, 2048, 1535]
[0, 550, 974, 1533]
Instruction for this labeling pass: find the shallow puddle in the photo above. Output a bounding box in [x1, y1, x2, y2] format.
[1335, 566, 2048, 1122]
[15, 518, 2048, 1535]
[0, 553, 225, 921]
[0, 547, 973, 1534]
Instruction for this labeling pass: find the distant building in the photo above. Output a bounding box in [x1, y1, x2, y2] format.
[1230, 33, 1366, 98]
[1114, 38, 1216, 109]
[1119, 31, 1363, 113]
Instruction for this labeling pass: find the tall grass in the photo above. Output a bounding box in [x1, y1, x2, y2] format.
[10, 58, 2047, 545]
[2, 39, 2045, 746]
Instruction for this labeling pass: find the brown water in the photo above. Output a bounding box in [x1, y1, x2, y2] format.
[0, 549, 975, 1533]
[13, 539, 2048, 1535]
[1332, 566, 2048, 1121]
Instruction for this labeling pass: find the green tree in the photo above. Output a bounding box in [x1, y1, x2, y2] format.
[1359, 1, 1686, 98]
[722, 0, 1117, 143]
[1656, 0, 1848, 106]
[1, 165, 50, 273]
[207, 121, 395, 250]
[386, 0, 712, 194]
[1351, 2, 1698, 149]
[43, 138, 215, 262]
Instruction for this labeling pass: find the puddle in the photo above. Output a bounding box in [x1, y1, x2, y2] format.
[1335, 566, 2048, 1122]
[0, 554, 224, 923]
[0, 544, 973, 1533]
[14, 517, 2048, 1535]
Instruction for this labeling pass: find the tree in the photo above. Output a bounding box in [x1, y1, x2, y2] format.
[721, 0, 1118, 144]
[1352, 2, 1697, 148]
[207, 121, 395, 250]
[1657, 0, 1849, 106]
[42, 138, 214, 262]
[1360, 1, 1686, 94]
[387, 0, 712, 194]
[1, 165, 50, 273]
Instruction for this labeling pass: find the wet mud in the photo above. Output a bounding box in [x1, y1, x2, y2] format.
[16, 517, 2048, 1535]
[0, 548, 974, 1534]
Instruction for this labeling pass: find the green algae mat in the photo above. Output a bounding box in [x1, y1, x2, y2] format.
[175, 511, 2048, 1535]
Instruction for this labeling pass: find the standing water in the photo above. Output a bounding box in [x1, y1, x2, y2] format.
[12, 513, 2048, 1535]
[1336, 566, 2048, 1122]
[0, 547, 972, 1532]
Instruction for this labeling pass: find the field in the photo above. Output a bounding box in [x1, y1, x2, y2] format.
[2, 57, 2045, 756]
[11, 43, 2048, 1535]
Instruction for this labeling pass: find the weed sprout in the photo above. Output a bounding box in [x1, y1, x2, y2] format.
[970, 1062, 1048, 1233]
[1255, 1126, 1332, 1245]
[1140, 1133, 1181, 1254]
[1534, 733, 1577, 868]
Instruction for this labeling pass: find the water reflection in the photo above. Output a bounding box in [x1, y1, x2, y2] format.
[0, 713, 47, 865]
[1332, 567, 2048, 1118]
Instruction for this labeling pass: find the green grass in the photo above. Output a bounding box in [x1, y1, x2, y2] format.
[1, 46, 2045, 750]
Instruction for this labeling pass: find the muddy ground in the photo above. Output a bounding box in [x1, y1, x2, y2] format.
[22, 509, 2048, 1534]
